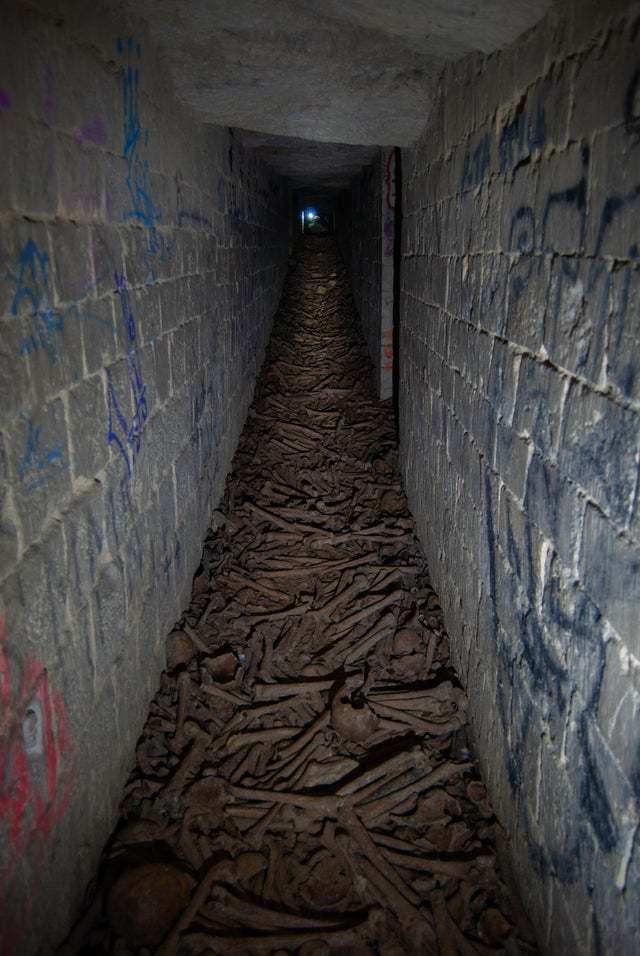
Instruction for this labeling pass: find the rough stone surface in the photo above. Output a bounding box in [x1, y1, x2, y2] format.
[396, 2, 640, 952]
[0, 3, 288, 952]
[338, 148, 397, 398]
[122, 0, 553, 182]
[237, 130, 380, 192]
[337, 155, 383, 391]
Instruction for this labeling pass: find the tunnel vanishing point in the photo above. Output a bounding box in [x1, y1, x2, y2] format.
[1, 0, 639, 953]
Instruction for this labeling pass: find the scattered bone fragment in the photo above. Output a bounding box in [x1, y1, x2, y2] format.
[275, 709, 331, 763]
[330, 684, 380, 743]
[166, 630, 196, 672]
[298, 754, 359, 788]
[106, 863, 194, 948]
[254, 678, 334, 700]
[173, 670, 191, 748]
[203, 651, 238, 684]
[298, 851, 353, 909]
[155, 858, 227, 956]
[209, 883, 361, 932]
[226, 725, 300, 753]
[359, 761, 473, 823]
[431, 889, 458, 956]
[342, 806, 421, 907]
[159, 723, 210, 798]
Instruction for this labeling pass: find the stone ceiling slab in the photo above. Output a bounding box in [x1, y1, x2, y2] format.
[124, 0, 553, 184]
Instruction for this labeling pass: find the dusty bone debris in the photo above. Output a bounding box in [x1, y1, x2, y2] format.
[106, 863, 195, 947]
[166, 630, 196, 673]
[68, 237, 537, 955]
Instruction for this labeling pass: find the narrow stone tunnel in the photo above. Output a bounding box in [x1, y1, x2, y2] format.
[68, 237, 537, 955]
[1, 1, 639, 954]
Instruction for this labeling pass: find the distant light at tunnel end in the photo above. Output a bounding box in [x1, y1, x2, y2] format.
[306, 208, 317, 220]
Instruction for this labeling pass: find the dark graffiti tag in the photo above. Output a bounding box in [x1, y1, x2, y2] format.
[116, 36, 165, 277]
[461, 132, 491, 191]
[106, 272, 148, 479]
[484, 86, 640, 908]
[499, 103, 546, 173]
[460, 102, 548, 191]
[624, 67, 640, 139]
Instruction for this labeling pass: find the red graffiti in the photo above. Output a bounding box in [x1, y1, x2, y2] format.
[382, 327, 394, 371]
[0, 617, 73, 899]
[383, 151, 396, 257]
[385, 150, 395, 212]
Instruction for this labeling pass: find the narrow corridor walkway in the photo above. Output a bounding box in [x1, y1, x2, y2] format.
[75, 238, 536, 955]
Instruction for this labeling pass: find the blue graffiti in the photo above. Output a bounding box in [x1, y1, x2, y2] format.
[5, 239, 116, 365]
[477, 136, 640, 899]
[508, 144, 640, 404]
[115, 270, 136, 342]
[118, 37, 163, 272]
[460, 132, 491, 191]
[176, 172, 213, 230]
[460, 103, 547, 191]
[18, 419, 64, 493]
[8, 239, 67, 365]
[484, 142, 640, 884]
[499, 103, 546, 173]
[106, 272, 148, 478]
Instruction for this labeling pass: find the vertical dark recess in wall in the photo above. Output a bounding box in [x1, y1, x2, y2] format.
[392, 146, 402, 428]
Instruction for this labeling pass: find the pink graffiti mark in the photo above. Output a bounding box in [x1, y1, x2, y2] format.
[0, 617, 73, 900]
[0, 89, 11, 110]
[385, 149, 395, 212]
[382, 327, 393, 371]
[75, 116, 106, 146]
[383, 150, 396, 256]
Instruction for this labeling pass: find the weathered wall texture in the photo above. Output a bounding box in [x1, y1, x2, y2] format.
[338, 156, 383, 389]
[379, 148, 396, 401]
[338, 148, 396, 399]
[0, 2, 288, 950]
[400, 1, 640, 951]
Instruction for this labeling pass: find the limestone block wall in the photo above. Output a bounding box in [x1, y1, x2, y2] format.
[0, 1, 289, 950]
[380, 147, 396, 401]
[338, 149, 397, 399]
[400, 1, 640, 951]
[337, 156, 383, 389]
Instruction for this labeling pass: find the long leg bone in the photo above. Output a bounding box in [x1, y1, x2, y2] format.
[357, 761, 473, 823]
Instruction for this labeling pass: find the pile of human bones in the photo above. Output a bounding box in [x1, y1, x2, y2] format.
[70, 239, 536, 956]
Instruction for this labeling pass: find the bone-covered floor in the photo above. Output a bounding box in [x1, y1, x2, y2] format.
[73, 237, 537, 955]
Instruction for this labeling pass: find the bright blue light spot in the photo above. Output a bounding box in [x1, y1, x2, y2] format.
[306, 208, 317, 220]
